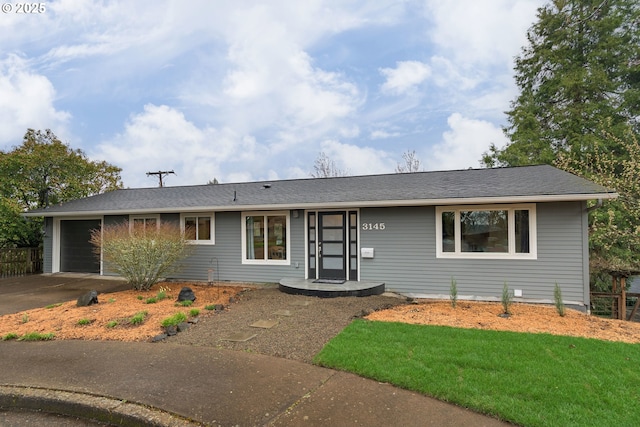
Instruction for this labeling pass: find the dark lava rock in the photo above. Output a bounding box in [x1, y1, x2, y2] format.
[77, 290, 99, 307]
[177, 287, 196, 302]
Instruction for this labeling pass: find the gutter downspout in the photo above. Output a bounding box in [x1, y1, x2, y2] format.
[586, 198, 603, 213]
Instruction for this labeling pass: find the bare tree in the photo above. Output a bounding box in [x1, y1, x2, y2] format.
[311, 152, 349, 178]
[395, 150, 423, 173]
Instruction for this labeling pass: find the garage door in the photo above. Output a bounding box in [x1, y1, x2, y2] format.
[60, 219, 101, 273]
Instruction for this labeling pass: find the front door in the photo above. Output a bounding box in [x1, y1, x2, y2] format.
[318, 212, 347, 280]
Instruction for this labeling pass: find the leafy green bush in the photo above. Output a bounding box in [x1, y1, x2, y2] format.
[176, 300, 193, 307]
[106, 320, 119, 328]
[90, 221, 192, 291]
[161, 312, 187, 328]
[77, 318, 93, 326]
[2, 332, 19, 341]
[189, 308, 200, 317]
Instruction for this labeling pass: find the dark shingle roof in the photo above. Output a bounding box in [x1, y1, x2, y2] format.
[25, 165, 616, 217]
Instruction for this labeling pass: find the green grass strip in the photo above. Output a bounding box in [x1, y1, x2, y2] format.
[314, 320, 640, 427]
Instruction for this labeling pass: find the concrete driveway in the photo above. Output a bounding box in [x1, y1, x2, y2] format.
[0, 273, 129, 315]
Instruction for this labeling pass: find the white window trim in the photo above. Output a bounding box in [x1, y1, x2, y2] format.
[241, 211, 290, 265]
[180, 213, 215, 245]
[435, 204, 537, 260]
[129, 214, 160, 230]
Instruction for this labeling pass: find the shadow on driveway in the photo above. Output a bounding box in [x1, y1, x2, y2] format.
[0, 274, 129, 315]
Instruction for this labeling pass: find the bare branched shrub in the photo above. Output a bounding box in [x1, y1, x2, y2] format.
[90, 221, 192, 291]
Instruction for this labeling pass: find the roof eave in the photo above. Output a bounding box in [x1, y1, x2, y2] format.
[22, 192, 617, 218]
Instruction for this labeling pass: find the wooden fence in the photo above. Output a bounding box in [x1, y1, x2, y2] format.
[0, 247, 43, 278]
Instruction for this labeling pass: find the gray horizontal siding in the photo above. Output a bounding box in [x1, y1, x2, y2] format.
[173, 210, 306, 283]
[360, 202, 588, 305]
[43, 217, 53, 274]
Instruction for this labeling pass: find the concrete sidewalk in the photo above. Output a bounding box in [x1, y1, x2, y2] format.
[0, 341, 510, 426]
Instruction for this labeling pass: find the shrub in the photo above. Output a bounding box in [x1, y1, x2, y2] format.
[106, 320, 119, 328]
[161, 312, 187, 328]
[176, 300, 193, 307]
[501, 282, 512, 315]
[21, 314, 29, 323]
[145, 297, 158, 304]
[2, 332, 19, 341]
[129, 311, 148, 325]
[554, 282, 566, 317]
[77, 318, 93, 326]
[189, 308, 200, 317]
[90, 221, 193, 291]
[19, 332, 55, 341]
[204, 304, 216, 311]
[450, 277, 458, 308]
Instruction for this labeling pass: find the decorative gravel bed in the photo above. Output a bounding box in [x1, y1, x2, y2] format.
[163, 285, 406, 363]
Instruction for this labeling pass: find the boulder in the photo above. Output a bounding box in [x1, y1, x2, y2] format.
[77, 290, 99, 307]
[177, 287, 196, 302]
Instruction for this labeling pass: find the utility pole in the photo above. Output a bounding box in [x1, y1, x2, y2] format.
[146, 170, 175, 187]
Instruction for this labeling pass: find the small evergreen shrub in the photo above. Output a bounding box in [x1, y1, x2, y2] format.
[204, 304, 216, 311]
[106, 320, 119, 328]
[554, 282, 566, 317]
[145, 297, 158, 304]
[77, 318, 93, 326]
[501, 282, 513, 315]
[189, 308, 200, 317]
[176, 300, 193, 307]
[450, 277, 458, 308]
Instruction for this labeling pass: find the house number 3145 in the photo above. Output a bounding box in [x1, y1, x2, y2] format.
[362, 223, 385, 230]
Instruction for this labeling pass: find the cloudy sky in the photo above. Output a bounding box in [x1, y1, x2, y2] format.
[0, 0, 544, 188]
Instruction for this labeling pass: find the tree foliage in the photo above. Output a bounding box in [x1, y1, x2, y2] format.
[484, 0, 640, 167]
[91, 221, 192, 291]
[310, 152, 349, 178]
[0, 129, 122, 247]
[556, 127, 640, 276]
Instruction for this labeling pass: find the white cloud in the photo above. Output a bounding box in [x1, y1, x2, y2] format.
[380, 60, 431, 95]
[320, 139, 394, 176]
[0, 55, 71, 148]
[424, 0, 542, 68]
[92, 104, 266, 188]
[427, 113, 509, 171]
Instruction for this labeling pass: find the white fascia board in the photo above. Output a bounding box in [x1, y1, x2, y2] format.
[23, 192, 617, 217]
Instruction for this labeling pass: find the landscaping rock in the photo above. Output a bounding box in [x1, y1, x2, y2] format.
[177, 322, 190, 333]
[151, 333, 168, 342]
[165, 325, 178, 336]
[188, 317, 199, 324]
[76, 290, 99, 307]
[177, 287, 196, 302]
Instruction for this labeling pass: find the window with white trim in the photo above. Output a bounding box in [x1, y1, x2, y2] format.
[130, 215, 160, 233]
[241, 211, 290, 264]
[181, 213, 215, 244]
[436, 204, 536, 259]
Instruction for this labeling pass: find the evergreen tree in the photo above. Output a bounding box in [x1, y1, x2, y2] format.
[484, 0, 640, 167]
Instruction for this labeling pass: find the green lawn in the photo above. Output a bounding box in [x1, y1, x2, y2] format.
[314, 320, 640, 427]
